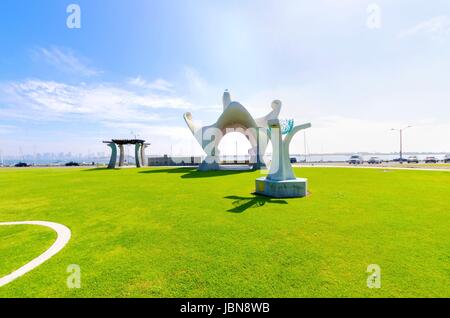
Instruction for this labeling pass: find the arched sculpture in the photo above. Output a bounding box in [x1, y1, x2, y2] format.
[183, 90, 281, 171]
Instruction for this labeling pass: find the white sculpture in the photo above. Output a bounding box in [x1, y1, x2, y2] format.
[184, 90, 280, 170]
[184, 90, 311, 197]
[266, 119, 312, 181]
[256, 118, 312, 197]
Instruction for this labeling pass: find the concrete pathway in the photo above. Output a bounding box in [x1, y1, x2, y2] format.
[219, 164, 253, 171]
[0, 221, 71, 287]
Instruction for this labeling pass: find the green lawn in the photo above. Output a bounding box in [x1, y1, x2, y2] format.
[390, 163, 450, 169]
[0, 167, 449, 297]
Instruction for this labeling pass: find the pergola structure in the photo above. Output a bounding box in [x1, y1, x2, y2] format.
[103, 139, 150, 169]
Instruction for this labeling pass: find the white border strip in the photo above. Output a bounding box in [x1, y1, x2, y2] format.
[0, 221, 71, 287]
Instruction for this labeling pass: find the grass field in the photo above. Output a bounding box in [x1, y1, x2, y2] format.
[390, 163, 450, 169]
[0, 167, 449, 297]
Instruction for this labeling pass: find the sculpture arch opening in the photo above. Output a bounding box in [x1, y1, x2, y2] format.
[218, 131, 253, 163]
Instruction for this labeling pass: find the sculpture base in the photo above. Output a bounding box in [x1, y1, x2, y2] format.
[198, 161, 220, 171]
[255, 177, 308, 198]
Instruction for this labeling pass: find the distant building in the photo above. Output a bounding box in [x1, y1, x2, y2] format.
[148, 155, 201, 166]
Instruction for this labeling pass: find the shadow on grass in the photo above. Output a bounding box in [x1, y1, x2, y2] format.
[82, 167, 122, 172]
[224, 195, 288, 213]
[139, 167, 254, 178]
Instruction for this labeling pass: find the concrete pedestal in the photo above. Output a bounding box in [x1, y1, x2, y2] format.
[255, 177, 308, 198]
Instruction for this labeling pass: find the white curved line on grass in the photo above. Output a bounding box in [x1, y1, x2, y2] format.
[0, 221, 71, 287]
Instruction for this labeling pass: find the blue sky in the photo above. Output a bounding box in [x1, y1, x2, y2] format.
[1, 0, 450, 157]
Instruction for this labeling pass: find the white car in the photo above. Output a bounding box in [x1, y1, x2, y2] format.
[368, 157, 382, 164]
[348, 155, 364, 164]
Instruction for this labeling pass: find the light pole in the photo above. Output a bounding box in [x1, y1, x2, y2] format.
[391, 126, 412, 163]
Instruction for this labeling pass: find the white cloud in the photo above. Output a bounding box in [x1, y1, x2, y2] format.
[32, 46, 101, 77]
[0, 79, 192, 123]
[230, 77, 450, 155]
[104, 122, 192, 139]
[399, 15, 450, 40]
[0, 124, 15, 135]
[100, 121, 204, 156]
[184, 66, 214, 96]
[283, 116, 450, 154]
[128, 76, 174, 92]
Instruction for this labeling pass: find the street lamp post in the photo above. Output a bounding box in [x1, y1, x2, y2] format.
[391, 126, 412, 164]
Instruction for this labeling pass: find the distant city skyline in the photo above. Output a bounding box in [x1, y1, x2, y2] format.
[1, 149, 447, 162]
[1, 0, 450, 157]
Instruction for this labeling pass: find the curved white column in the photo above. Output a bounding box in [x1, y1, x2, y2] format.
[106, 142, 117, 169]
[134, 143, 142, 168]
[118, 144, 125, 167]
[0, 221, 71, 287]
[140, 144, 147, 167]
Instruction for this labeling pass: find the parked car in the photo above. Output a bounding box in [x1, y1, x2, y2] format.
[290, 157, 297, 163]
[444, 154, 450, 163]
[348, 155, 364, 164]
[393, 157, 408, 163]
[367, 157, 382, 164]
[425, 156, 438, 163]
[14, 162, 29, 167]
[65, 161, 80, 166]
[407, 156, 419, 163]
